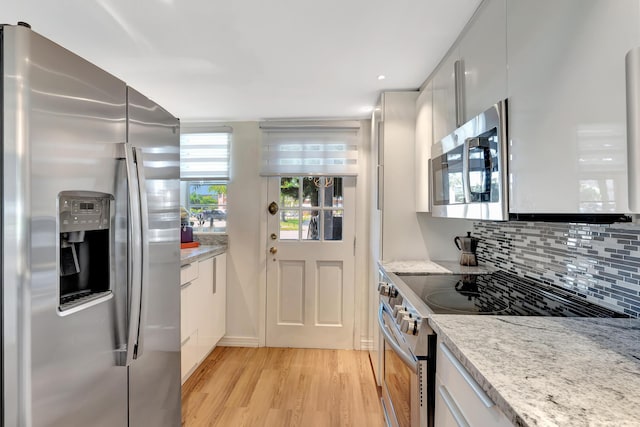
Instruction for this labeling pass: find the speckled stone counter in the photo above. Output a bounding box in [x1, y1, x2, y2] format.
[380, 259, 494, 275]
[180, 244, 226, 266]
[428, 315, 640, 427]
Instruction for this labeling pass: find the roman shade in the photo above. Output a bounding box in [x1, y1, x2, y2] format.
[180, 129, 231, 180]
[259, 121, 360, 176]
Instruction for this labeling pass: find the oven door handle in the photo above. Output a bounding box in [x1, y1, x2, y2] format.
[378, 304, 418, 373]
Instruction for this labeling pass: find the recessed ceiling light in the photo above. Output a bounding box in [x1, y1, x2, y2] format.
[377, 75, 386, 80]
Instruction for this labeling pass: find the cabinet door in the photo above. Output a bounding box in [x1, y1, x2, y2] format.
[415, 82, 433, 212]
[180, 284, 198, 383]
[434, 376, 466, 427]
[432, 49, 459, 143]
[507, 0, 639, 213]
[212, 253, 227, 344]
[194, 257, 216, 356]
[459, 0, 507, 121]
[381, 92, 428, 260]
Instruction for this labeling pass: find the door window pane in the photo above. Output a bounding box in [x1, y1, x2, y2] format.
[302, 177, 320, 207]
[280, 177, 300, 207]
[323, 177, 343, 208]
[302, 210, 320, 240]
[280, 210, 300, 240]
[323, 210, 343, 241]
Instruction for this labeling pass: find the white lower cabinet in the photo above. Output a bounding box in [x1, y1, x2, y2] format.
[180, 252, 227, 384]
[180, 263, 199, 383]
[435, 341, 513, 427]
[212, 253, 227, 345]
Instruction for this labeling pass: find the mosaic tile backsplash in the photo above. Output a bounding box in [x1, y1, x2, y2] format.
[472, 221, 640, 318]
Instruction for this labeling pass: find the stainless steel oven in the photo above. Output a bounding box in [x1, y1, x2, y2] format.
[431, 99, 508, 221]
[378, 279, 436, 427]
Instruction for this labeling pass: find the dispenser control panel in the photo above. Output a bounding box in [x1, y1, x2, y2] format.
[59, 192, 112, 233]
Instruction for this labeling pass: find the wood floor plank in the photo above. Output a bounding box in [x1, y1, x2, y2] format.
[182, 347, 385, 427]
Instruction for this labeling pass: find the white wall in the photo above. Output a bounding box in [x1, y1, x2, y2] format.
[224, 122, 265, 345]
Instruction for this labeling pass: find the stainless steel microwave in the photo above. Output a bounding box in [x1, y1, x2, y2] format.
[431, 99, 509, 221]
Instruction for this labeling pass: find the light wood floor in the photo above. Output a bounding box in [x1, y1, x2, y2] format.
[182, 346, 385, 427]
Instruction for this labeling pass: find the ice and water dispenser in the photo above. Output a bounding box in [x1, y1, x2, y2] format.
[58, 191, 113, 312]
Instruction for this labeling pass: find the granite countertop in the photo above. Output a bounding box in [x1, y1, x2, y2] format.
[428, 315, 640, 427]
[180, 244, 227, 265]
[380, 259, 494, 275]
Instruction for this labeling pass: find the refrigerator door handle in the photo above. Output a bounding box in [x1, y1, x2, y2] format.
[121, 143, 144, 366]
[133, 146, 149, 360]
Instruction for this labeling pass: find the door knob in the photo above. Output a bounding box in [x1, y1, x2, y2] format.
[268, 201, 279, 215]
[269, 247, 278, 254]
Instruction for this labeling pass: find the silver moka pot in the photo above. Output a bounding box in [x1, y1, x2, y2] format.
[454, 232, 479, 266]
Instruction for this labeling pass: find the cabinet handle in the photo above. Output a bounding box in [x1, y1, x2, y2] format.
[440, 342, 495, 408]
[212, 257, 217, 294]
[454, 59, 466, 127]
[181, 336, 190, 346]
[377, 165, 384, 210]
[181, 281, 192, 289]
[377, 305, 418, 373]
[438, 385, 470, 427]
[626, 46, 640, 211]
[181, 264, 192, 270]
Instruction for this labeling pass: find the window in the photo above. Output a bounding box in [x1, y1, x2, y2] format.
[180, 128, 231, 233]
[184, 181, 227, 232]
[278, 176, 343, 241]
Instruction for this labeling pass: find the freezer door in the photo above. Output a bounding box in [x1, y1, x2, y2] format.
[126, 87, 181, 427]
[2, 26, 129, 426]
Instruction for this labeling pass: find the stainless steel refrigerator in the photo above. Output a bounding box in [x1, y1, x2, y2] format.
[2, 24, 181, 426]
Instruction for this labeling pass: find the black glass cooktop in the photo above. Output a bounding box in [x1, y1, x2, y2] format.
[397, 271, 628, 317]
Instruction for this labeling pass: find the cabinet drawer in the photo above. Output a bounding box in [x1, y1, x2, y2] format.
[436, 342, 513, 427]
[180, 331, 199, 384]
[180, 262, 199, 286]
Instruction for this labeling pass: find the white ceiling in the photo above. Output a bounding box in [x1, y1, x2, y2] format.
[3, 0, 482, 121]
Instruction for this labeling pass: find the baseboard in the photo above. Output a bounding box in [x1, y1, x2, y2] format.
[217, 336, 260, 347]
[360, 338, 373, 351]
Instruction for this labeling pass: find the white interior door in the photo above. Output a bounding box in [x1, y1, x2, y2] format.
[266, 176, 356, 349]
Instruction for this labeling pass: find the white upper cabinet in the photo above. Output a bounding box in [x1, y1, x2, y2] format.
[432, 49, 459, 144]
[432, 0, 507, 145]
[415, 82, 434, 212]
[459, 0, 507, 121]
[507, 0, 640, 213]
[378, 91, 429, 260]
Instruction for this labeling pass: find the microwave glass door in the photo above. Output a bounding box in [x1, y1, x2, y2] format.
[432, 145, 464, 206]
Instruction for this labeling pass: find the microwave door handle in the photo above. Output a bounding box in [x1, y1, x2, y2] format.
[465, 137, 493, 202]
[377, 304, 418, 373]
[463, 138, 472, 203]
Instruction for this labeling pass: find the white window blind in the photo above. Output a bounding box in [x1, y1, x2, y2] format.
[260, 121, 360, 176]
[180, 131, 231, 180]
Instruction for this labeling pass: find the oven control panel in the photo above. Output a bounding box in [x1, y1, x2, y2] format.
[392, 303, 422, 336]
